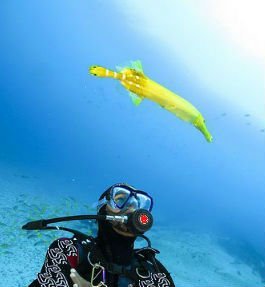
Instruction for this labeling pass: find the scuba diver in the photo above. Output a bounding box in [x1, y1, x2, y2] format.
[25, 183, 175, 287]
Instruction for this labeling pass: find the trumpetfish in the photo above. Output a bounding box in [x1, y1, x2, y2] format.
[89, 60, 213, 142]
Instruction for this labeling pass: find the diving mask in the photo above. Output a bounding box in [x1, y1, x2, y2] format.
[97, 184, 153, 214]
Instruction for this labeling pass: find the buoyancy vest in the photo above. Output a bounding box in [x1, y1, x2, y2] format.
[28, 236, 175, 287]
[72, 236, 175, 287]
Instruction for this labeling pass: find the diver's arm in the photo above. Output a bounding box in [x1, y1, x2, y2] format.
[70, 268, 91, 287]
[155, 258, 176, 287]
[28, 238, 79, 287]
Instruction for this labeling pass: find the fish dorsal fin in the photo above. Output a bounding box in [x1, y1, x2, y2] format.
[116, 60, 144, 73]
[130, 60, 144, 73]
[129, 92, 143, 106]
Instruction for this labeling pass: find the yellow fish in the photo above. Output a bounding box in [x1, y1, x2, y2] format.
[89, 60, 213, 142]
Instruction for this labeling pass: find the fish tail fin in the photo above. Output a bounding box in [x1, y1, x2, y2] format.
[89, 66, 121, 79]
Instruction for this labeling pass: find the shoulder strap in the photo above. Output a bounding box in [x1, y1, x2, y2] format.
[71, 236, 95, 266]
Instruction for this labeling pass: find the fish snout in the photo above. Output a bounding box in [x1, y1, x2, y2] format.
[193, 117, 213, 142]
[199, 123, 213, 142]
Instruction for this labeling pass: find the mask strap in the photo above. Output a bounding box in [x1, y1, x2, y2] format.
[97, 198, 107, 212]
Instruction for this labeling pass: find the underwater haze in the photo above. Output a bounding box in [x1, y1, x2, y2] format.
[0, 1, 264, 286]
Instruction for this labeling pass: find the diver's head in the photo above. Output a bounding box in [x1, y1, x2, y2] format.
[97, 183, 153, 237]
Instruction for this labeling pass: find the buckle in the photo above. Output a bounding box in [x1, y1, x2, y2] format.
[135, 247, 160, 256]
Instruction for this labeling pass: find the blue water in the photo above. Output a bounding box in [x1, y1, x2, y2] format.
[0, 1, 264, 286]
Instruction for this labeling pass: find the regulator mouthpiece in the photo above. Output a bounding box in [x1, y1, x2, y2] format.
[127, 209, 153, 234]
[106, 209, 153, 234]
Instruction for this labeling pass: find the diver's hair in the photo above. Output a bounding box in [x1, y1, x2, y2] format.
[98, 183, 136, 200]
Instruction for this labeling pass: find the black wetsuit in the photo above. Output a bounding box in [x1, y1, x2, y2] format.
[28, 236, 175, 287]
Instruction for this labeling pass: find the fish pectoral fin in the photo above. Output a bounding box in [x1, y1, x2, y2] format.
[129, 92, 143, 106]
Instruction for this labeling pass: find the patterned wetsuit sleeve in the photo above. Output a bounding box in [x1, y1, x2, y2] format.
[138, 258, 175, 287]
[153, 259, 175, 287]
[28, 238, 78, 287]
